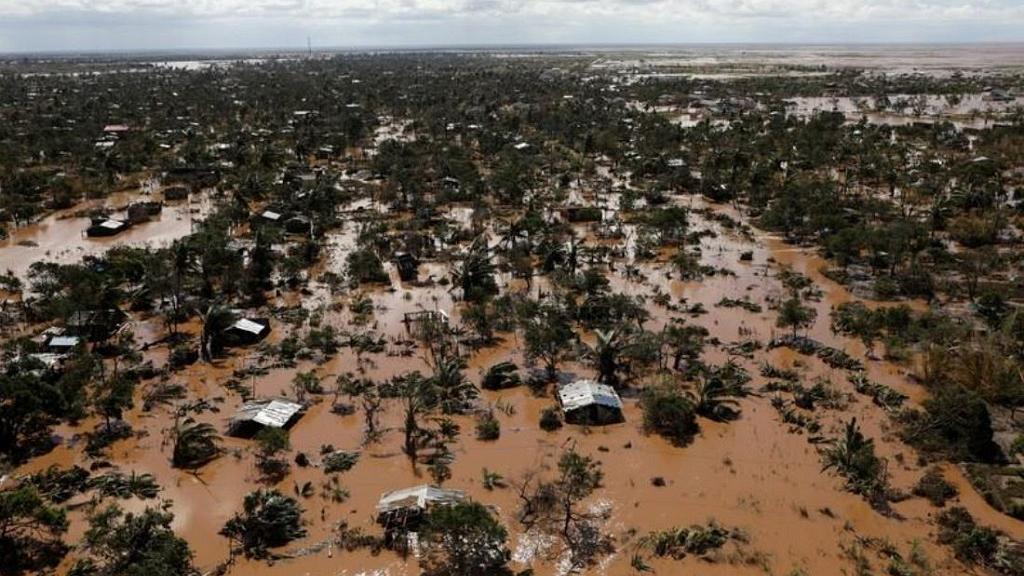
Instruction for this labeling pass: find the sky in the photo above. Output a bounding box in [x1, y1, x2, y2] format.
[0, 0, 1022, 53]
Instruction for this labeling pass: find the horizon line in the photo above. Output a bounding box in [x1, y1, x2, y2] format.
[3, 40, 1024, 59]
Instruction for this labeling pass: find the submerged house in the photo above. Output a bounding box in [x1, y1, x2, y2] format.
[259, 209, 283, 224]
[229, 398, 304, 437]
[86, 217, 129, 237]
[126, 201, 162, 224]
[224, 318, 271, 346]
[284, 215, 312, 235]
[163, 186, 190, 201]
[45, 335, 81, 354]
[392, 251, 419, 282]
[375, 485, 465, 541]
[65, 309, 128, 341]
[558, 379, 624, 425]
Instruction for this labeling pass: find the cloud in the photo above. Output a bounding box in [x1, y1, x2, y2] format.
[0, 0, 1021, 50]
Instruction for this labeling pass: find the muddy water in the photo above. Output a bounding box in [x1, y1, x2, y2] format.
[11, 189, 1024, 576]
[0, 188, 213, 279]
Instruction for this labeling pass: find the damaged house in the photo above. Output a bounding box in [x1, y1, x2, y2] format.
[375, 485, 465, 546]
[224, 318, 271, 346]
[228, 398, 304, 437]
[558, 379, 624, 425]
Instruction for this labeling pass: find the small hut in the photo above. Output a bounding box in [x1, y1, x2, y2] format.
[45, 335, 81, 354]
[284, 215, 312, 235]
[65, 309, 128, 341]
[126, 201, 162, 224]
[392, 251, 419, 282]
[558, 379, 624, 425]
[228, 398, 304, 437]
[86, 218, 128, 237]
[224, 318, 271, 346]
[163, 186, 190, 201]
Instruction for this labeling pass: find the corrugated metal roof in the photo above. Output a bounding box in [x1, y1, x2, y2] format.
[101, 219, 126, 230]
[48, 336, 81, 348]
[376, 485, 465, 514]
[235, 399, 302, 429]
[558, 379, 623, 412]
[231, 318, 267, 335]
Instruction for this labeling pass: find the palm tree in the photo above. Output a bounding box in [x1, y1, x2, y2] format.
[450, 235, 497, 302]
[430, 355, 478, 414]
[688, 376, 743, 421]
[172, 421, 221, 469]
[821, 418, 886, 501]
[584, 327, 628, 387]
[199, 304, 236, 362]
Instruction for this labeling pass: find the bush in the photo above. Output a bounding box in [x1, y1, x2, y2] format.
[912, 467, 958, 507]
[539, 406, 562, 431]
[475, 412, 501, 441]
[640, 384, 698, 446]
[482, 362, 521, 390]
[900, 385, 1000, 463]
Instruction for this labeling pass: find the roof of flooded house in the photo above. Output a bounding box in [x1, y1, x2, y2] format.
[235, 399, 302, 428]
[100, 219, 126, 229]
[48, 336, 81, 348]
[229, 318, 268, 335]
[28, 353, 65, 369]
[376, 485, 465, 514]
[558, 379, 623, 412]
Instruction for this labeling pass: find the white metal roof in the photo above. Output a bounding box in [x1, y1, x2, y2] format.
[261, 210, 282, 220]
[101, 219, 126, 229]
[238, 399, 302, 429]
[558, 379, 623, 413]
[230, 318, 267, 335]
[48, 336, 81, 348]
[28, 353, 65, 369]
[376, 485, 465, 514]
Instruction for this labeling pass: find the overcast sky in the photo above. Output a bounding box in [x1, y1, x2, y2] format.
[0, 0, 1022, 53]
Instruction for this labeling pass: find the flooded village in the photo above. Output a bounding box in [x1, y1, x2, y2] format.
[0, 46, 1023, 576]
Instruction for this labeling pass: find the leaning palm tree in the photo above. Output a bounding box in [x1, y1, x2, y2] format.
[688, 376, 743, 421]
[172, 420, 221, 470]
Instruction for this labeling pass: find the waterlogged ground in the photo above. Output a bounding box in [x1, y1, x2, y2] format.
[11, 181, 1024, 576]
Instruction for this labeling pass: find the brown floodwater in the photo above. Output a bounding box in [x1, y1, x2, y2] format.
[0, 187, 213, 280]
[11, 189, 1024, 576]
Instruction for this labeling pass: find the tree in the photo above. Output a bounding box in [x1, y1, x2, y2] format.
[420, 502, 510, 576]
[198, 304, 236, 362]
[583, 327, 628, 387]
[522, 303, 575, 379]
[220, 489, 306, 559]
[0, 486, 68, 575]
[776, 296, 816, 336]
[429, 355, 478, 415]
[76, 505, 194, 576]
[640, 382, 698, 446]
[821, 419, 888, 508]
[254, 427, 291, 480]
[171, 421, 220, 470]
[689, 372, 747, 421]
[451, 235, 498, 302]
